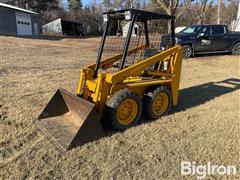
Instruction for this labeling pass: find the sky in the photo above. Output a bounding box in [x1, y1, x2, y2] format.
[81, 0, 95, 5]
[62, 0, 234, 8]
[62, 0, 100, 7]
[82, 0, 99, 5]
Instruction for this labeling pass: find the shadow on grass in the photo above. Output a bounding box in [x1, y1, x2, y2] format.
[171, 78, 240, 114]
[34, 78, 240, 151]
[105, 78, 240, 136]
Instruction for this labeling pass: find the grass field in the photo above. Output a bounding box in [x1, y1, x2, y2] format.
[1, 36, 239, 179]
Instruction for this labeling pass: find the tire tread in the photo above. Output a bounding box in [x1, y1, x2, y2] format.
[106, 89, 142, 130]
[143, 86, 172, 120]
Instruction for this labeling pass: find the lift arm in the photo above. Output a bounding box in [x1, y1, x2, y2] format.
[105, 45, 182, 84]
[105, 45, 183, 105]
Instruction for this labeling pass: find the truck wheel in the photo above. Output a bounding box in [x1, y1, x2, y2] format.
[183, 45, 192, 59]
[232, 42, 240, 55]
[143, 86, 172, 120]
[106, 89, 142, 130]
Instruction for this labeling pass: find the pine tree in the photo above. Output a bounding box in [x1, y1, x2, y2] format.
[34, 0, 58, 12]
[68, 0, 83, 10]
[33, 0, 59, 24]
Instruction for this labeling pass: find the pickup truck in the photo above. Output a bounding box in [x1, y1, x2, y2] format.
[160, 24, 240, 58]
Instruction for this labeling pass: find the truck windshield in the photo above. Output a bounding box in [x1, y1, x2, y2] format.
[180, 26, 201, 34]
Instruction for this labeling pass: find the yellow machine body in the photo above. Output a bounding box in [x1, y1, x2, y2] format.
[36, 45, 182, 151]
[36, 9, 183, 151]
[77, 45, 183, 117]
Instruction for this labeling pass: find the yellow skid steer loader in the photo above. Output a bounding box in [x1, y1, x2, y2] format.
[36, 9, 183, 151]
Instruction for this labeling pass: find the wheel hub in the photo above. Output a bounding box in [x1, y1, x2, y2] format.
[117, 99, 138, 125]
[152, 92, 169, 116]
[235, 44, 240, 54]
[184, 47, 191, 57]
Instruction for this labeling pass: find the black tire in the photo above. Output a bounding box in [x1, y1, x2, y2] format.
[143, 86, 172, 120]
[232, 42, 240, 55]
[183, 45, 193, 59]
[105, 89, 142, 130]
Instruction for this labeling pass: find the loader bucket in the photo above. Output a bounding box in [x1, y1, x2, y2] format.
[36, 89, 105, 151]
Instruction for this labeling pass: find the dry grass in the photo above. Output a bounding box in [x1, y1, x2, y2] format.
[0, 36, 240, 179]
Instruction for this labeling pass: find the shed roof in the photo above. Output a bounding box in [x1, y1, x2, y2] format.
[0, 3, 39, 15]
[43, 18, 83, 27]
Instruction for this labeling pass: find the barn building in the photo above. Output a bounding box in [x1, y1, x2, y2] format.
[43, 18, 85, 36]
[0, 3, 41, 36]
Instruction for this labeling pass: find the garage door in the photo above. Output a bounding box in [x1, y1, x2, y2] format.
[16, 12, 32, 36]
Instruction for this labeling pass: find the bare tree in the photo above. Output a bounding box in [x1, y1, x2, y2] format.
[135, 0, 140, 8]
[102, 0, 126, 10]
[153, 0, 193, 32]
[77, 1, 103, 34]
[198, 0, 214, 24]
[156, 0, 193, 19]
[142, 0, 146, 9]
[2, 0, 27, 8]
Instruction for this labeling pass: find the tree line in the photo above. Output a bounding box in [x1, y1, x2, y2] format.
[2, 0, 239, 33]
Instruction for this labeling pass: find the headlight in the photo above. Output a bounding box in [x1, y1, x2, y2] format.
[103, 14, 109, 23]
[125, 11, 132, 21]
[160, 47, 166, 51]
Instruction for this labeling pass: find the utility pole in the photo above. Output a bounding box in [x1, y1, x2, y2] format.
[236, 0, 240, 31]
[136, 0, 140, 9]
[142, 0, 146, 10]
[217, 0, 222, 24]
[130, 0, 133, 8]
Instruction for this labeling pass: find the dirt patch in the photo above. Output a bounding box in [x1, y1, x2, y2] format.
[0, 36, 239, 179]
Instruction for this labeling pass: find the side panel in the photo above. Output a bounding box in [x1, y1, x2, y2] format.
[211, 25, 228, 51]
[225, 35, 240, 51]
[195, 26, 213, 52]
[16, 12, 32, 35]
[0, 7, 17, 35]
[31, 15, 41, 36]
[42, 19, 63, 35]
